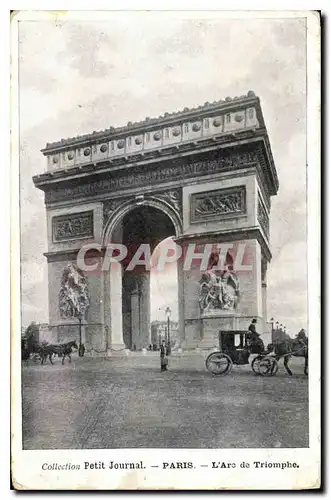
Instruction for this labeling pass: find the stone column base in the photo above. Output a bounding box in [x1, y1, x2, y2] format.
[198, 336, 220, 350]
[198, 312, 239, 350]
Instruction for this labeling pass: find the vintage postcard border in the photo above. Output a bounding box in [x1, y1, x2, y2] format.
[10, 8, 321, 490]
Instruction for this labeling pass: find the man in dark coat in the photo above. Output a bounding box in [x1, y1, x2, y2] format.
[248, 318, 258, 335]
[160, 340, 168, 372]
[248, 319, 264, 353]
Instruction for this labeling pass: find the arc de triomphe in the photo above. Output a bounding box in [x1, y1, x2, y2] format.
[33, 91, 278, 353]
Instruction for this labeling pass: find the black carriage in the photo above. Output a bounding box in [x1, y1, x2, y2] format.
[205, 330, 278, 376]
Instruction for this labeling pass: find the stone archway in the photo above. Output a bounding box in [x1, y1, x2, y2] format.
[102, 199, 181, 352]
[102, 193, 183, 246]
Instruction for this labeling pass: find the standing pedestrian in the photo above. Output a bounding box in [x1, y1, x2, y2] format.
[160, 340, 168, 372]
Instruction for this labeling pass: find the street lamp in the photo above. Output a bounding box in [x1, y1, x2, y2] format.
[165, 306, 171, 355]
[268, 317, 275, 331]
[267, 317, 275, 340]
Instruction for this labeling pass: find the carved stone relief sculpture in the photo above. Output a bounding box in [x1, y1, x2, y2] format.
[103, 198, 130, 226]
[191, 186, 246, 223]
[154, 189, 182, 217]
[52, 211, 94, 242]
[198, 267, 240, 313]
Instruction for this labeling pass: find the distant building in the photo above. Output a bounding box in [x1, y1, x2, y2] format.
[151, 320, 179, 347]
[21, 322, 51, 344]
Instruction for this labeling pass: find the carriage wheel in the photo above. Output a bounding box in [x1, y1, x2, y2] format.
[205, 352, 233, 376]
[259, 357, 279, 377]
[251, 356, 262, 375]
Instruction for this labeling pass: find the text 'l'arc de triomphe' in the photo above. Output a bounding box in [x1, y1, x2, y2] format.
[33, 91, 279, 354]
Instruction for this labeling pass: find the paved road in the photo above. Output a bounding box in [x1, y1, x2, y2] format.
[22, 352, 308, 450]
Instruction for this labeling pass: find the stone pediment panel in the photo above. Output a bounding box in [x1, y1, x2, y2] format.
[43, 147, 261, 205]
[190, 186, 246, 224]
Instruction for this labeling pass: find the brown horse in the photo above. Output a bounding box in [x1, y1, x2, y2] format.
[40, 341, 78, 365]
[272, 335, 308, 376]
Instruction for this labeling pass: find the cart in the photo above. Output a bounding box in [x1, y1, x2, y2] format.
[205, 330, 278, 376]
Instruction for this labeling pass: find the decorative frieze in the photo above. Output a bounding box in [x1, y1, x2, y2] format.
[52, 211, 94, 242]
[190, 186, 246, 224]
[43, 104, 261, 172]
[102, 190, 182, 228]
[45, 150, 259, 204]
[258, 198, 269, 239]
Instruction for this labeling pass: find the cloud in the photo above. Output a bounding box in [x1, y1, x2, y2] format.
[268, 242, 307, 334]
[269, 242, 307, 284]
[56, 23, 117, 78]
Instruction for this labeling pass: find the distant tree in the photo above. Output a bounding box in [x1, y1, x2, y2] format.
[23, 322, 39, 340]
[59, 263, 90, 357]
[21, 322, 40, 360]
[296, 328, 308, 341]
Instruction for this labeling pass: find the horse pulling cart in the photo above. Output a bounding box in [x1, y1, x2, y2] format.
[205, 330, 278, 377]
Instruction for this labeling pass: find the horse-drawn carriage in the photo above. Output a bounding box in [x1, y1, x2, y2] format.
[205, 330, 279, 376]
[22, 337, 78, 365]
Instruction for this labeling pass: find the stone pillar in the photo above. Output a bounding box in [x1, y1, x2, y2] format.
[122, 273, 133, 349]
[199, 311, 240, 350]
[177, 257, 186, 347]
[103, 270, 111, 352]
[109, 262, 125, 351]
[130, 273, 151, 349]
[131, 287, 140, 350]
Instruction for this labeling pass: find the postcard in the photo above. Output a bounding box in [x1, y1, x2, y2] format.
[11, 9, 321, 490]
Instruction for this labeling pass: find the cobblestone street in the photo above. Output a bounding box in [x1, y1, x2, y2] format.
[22, 352, 308, 450]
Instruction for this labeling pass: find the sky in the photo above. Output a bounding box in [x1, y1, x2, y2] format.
[18, 14, 307, 335]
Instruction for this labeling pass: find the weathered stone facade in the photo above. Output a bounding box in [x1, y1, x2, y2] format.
[34, 92, 278, 352]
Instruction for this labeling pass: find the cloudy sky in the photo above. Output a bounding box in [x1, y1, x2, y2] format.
[18, 13, 307, 335]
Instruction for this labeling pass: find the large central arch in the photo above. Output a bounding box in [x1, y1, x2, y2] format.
[102, 196, 182, 246]
[102, 199, 181, 352]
